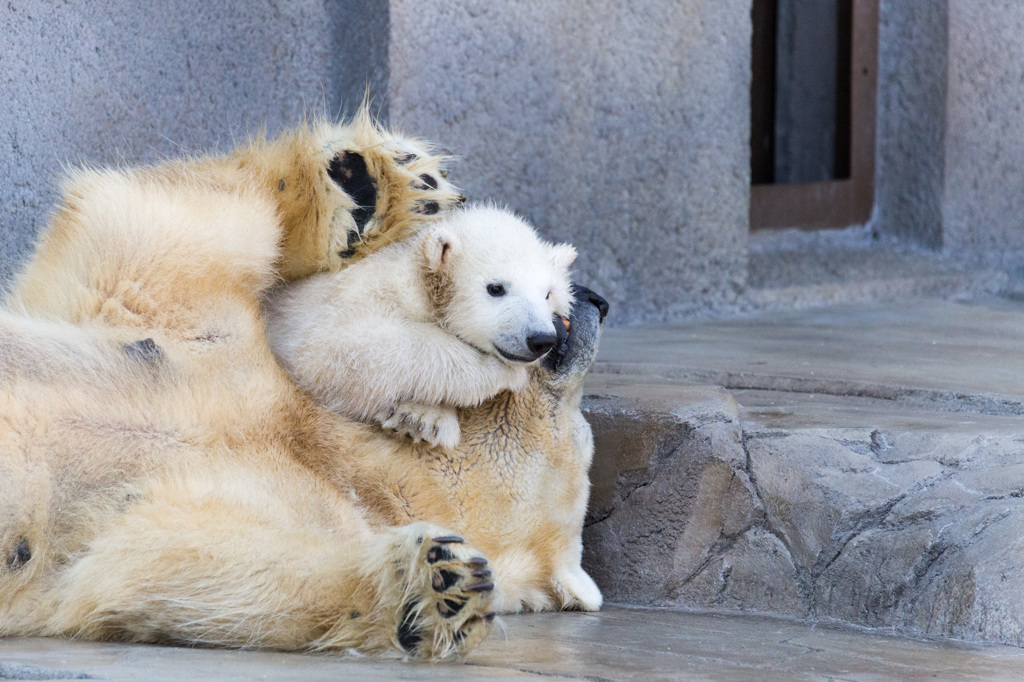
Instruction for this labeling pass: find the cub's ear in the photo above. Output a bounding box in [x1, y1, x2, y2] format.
[422, 227, 460, 273]
[550, 243, 578, 270]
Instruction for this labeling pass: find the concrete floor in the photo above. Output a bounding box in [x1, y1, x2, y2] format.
[3, 606, 1024, 681]
[594, 297, 1024, 416]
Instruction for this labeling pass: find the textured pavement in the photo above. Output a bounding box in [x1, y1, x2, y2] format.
[3, 606, 1024, 681]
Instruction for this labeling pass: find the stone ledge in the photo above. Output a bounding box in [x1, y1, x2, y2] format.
[580, 371, 1024, 646]
[592, 298, 1024, 417]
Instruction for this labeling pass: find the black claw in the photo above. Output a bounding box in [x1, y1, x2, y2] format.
[337, 229, 360, 260]
[483, 611, 497, 622]
[465, 582, 494, 593]
[427, 546, 455, 564]
[396, 152, 417, 165]
[416, 201, 440, 215]
[418, 174, 438, 189]
[457, 194, 467, 204]
[467, 557, 488, 568]
[471, 568, 492, 579]
[397, 602, 422, 653]
[437, 598, 466, 618]
[432, 535, 464, 544]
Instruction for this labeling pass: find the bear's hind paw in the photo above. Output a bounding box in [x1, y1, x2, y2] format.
[391, 525, 496, 659]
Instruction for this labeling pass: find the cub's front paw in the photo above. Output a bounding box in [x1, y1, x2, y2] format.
[375, 402, 461, 449]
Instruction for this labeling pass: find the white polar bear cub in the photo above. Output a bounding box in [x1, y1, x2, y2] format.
[264, 204, 577, 448]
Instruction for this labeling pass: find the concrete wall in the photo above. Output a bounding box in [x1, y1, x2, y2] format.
[943, 0, 1024, 269]
[387, 0, 752, 325]
[7, 1, 1020, 322]
[0, 0, 385, 283]
[873, 0, 947, 249]
[876, 0, 1024, 270]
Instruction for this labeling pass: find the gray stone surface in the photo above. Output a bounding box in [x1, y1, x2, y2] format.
[3, 606, 1024, 681]
[746, 235, 1008, 312]
[874, 0, 948, 249]
[580, 298, 1024, 646]
[581, 379, 799, 616]
[593, 298, 1024, 415]
[944, 0, 1024, 269]
[387, 0, 751, 325]
[0, 1, 383, 284]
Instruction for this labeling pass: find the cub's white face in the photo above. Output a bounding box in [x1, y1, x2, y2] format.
[423, 206, 577, 364]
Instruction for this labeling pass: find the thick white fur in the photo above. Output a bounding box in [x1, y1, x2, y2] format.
[264, 205, 577, 448]
[0, 114, 602, 661]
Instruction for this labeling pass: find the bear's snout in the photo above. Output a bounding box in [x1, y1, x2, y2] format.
[526, 332, 557, 359]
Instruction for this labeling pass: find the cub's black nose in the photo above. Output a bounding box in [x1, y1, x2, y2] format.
[527, 332, 557, 357]
[571, 284, 610, 323]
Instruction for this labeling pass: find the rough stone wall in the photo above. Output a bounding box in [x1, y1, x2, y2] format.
[874, 0, 947, 249]
[582, 379, 1024, 646]
[943, 1, 1024, 268]
[0, 0, 386, 283]
[387, 0, 751, 326]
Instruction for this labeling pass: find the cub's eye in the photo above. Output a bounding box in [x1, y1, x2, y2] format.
[486, 283, 506, 297]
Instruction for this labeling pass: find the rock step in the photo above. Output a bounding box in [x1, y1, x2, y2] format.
[581, 298, 1024, 647]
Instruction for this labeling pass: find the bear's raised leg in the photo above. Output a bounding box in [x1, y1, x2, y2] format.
[6, 114, 462, 331]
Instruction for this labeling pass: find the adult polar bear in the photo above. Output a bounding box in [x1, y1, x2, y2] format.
[0, 112, 604, 660]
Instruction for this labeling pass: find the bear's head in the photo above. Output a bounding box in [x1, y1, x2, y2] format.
[421, 205, 577, 364]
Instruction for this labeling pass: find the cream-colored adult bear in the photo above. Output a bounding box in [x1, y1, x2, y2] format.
[265, 205, 577, 448]
[0, 112, 604, 661]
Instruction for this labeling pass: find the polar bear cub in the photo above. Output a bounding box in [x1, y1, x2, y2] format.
[265, 204, 577, 448]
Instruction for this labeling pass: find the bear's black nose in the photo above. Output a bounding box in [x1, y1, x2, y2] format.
[571, 284, 610, 323]
[527, 332, 557, 358]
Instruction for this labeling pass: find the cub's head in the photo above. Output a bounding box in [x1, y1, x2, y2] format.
[421, 205, 577, 364]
